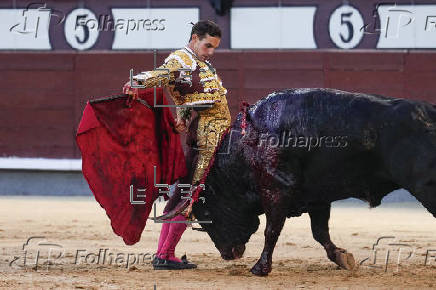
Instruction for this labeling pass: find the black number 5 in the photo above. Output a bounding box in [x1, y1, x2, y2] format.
[75, 14, 90, 44]
[340, 12, 354, 43]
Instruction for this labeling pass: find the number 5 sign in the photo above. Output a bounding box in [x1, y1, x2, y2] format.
[64, 8, 100, 50]
[329, 5, 364, 49]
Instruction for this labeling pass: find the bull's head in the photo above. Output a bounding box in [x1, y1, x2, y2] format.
[154, 183, 260, 260]
[192, 186, 260, 260]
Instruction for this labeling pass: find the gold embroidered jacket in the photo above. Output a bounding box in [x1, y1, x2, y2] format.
[133, 46, 231, 122]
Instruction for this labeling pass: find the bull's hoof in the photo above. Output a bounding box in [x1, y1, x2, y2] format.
[250, 262, 271, 276]
[334, 249, 355, 270]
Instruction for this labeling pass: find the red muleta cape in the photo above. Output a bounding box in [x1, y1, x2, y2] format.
[76, 88, 187, 245]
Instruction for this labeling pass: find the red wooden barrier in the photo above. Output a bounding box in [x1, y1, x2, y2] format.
[0, 50, 435, 158]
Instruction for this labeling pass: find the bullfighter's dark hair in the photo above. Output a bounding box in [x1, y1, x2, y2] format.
[189, 20, 222, 41]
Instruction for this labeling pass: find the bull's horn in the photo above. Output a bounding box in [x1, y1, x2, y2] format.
[149, 199, 190, 221]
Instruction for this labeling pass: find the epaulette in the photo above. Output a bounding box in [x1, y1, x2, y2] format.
[164, 49, 197, 71]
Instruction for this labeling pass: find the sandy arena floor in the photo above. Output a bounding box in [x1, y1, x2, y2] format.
[0, 196, 435, 289]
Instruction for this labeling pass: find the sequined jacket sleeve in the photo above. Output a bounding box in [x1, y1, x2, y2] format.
[132, 50, 196, 106]
[133, 49, 228, 120]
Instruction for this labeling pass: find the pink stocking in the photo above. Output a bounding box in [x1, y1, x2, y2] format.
[156, 212, 171, 256]
[159, 214, 188, 262]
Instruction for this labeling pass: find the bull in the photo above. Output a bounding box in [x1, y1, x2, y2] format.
[159, 88, 436, 276]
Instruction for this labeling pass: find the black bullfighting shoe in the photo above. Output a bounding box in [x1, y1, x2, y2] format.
[153, 255, 197, 270]
[151, 255, 162, 266]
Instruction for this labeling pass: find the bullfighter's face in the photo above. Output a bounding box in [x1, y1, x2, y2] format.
[189, 33, 220, 61]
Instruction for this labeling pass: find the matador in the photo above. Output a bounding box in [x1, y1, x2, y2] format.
[124, 20, 230, 270]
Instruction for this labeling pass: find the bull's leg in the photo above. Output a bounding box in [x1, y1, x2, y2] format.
[250, 188, 288, 276]
[308, 204, 355, 270]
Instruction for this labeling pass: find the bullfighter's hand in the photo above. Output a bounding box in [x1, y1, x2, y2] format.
[122, 80, 139, 100]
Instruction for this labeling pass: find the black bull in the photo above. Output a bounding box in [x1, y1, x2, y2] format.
[163, 88, 436, 276]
